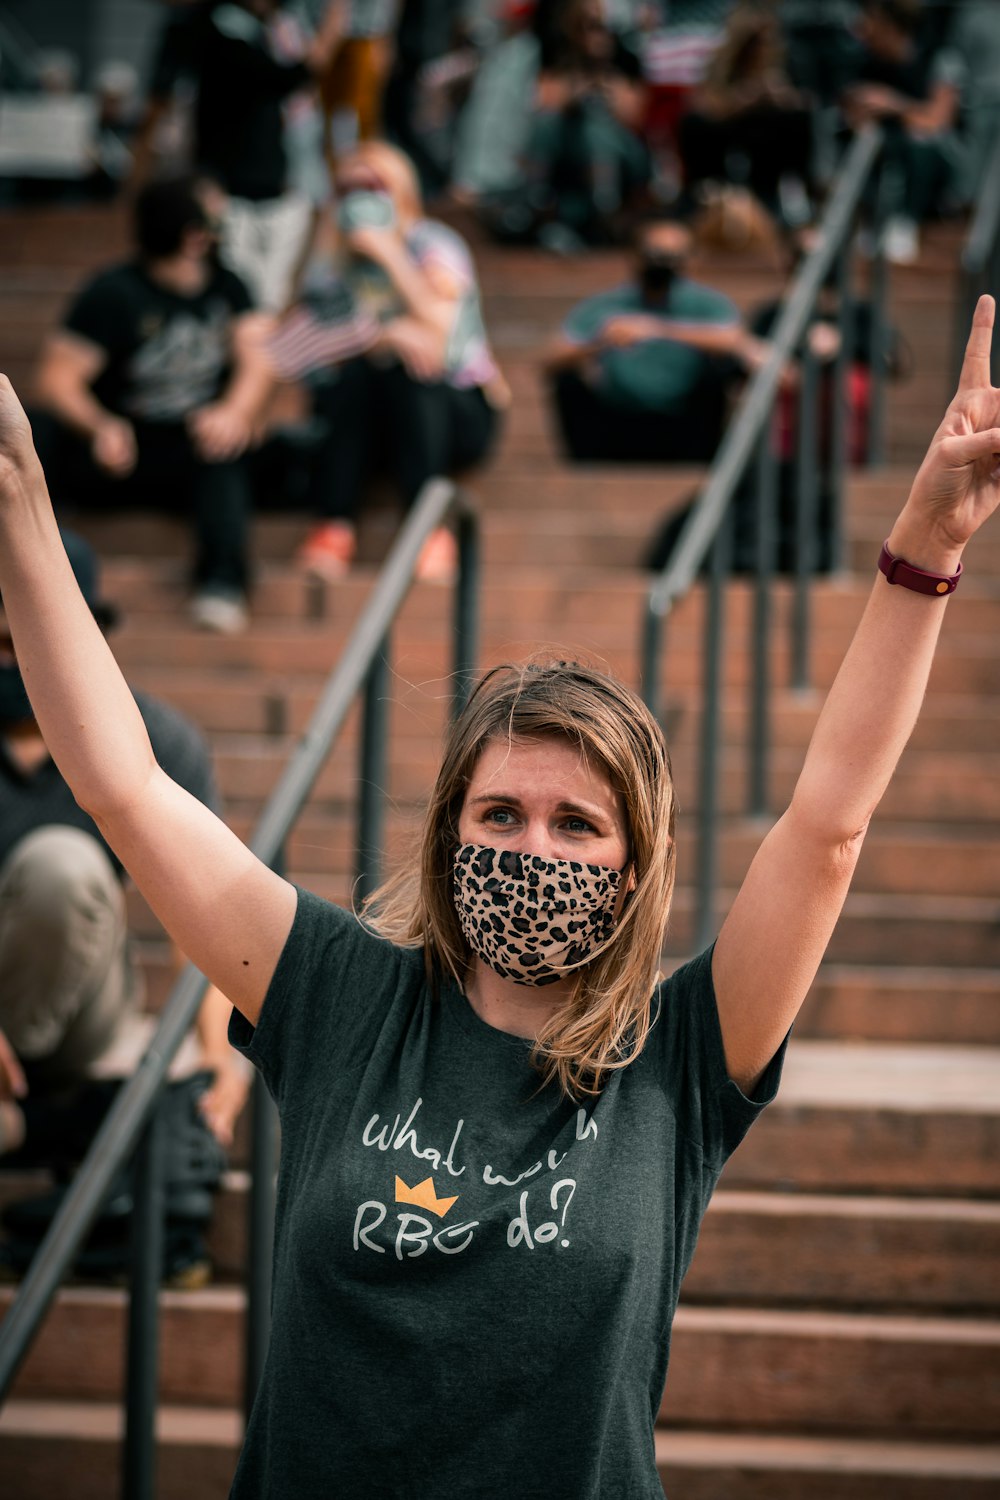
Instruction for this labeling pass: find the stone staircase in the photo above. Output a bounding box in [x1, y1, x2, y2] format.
[0, 205, 998, 1497]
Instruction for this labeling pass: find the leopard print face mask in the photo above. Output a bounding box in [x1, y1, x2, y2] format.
[452, 843, 624, 987]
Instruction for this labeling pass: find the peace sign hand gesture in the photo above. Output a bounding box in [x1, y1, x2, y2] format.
[905, 295, 1000, 555]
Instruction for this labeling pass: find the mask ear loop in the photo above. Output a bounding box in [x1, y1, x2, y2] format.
[611, 861, 635, 924]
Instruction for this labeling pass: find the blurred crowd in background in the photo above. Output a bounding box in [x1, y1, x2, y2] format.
[0, 0, 995, 623]
[3, 1, 998, 251]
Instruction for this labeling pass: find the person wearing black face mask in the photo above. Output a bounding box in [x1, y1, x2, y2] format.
[542, 217, 772, 462]
[0, 530, 250, 1197]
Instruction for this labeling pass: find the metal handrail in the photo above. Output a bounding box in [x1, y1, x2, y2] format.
[0, 478, 480, 1490]
[641, 125, 887, 951]
[954, 128, 1000, 387]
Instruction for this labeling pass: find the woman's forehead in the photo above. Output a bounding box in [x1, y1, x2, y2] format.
[467, 733, 620, 800]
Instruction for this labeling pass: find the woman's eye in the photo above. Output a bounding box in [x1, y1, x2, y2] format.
[484, 808, 514, 826]
[564, 817, 595, 834]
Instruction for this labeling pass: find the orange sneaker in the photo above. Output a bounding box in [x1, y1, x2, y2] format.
[415, 526, 458, 584]
[296, 520, 357, 579]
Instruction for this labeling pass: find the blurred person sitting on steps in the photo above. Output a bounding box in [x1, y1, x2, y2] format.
[0, 531, 249, 1278]
[522, 0, 651, 250]
[542, 215, 771, 463]
[266, 140, 508, 582]
[840, 0, 967, 265]
[675, 4, 816, 232]
[32, 174, 275, 635]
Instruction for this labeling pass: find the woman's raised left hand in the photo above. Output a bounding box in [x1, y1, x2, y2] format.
[905, 295, 1000, 552]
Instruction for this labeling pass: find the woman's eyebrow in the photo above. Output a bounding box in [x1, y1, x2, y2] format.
[469, 792, 610, 820]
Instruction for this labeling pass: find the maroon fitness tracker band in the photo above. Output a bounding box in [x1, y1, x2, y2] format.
[878, 540, 963, 596]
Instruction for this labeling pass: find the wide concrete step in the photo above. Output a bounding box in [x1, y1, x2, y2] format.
[0, 1399, 241, 1500]
[661, 1305, 1000, 1439]
[2, 1162, 996, 1317]
[192, 1176, 1000, 1311]
[724, 1041, 1000, 1195]
[1, 1403, 997, 1500]
[683, 1191, 1000, 1313]
[655, 1430, 1000, 1500]
[5, 1286, 998, 1438]
[799, 964, 1000, 1046]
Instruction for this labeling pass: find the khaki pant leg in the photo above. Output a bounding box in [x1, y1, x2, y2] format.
[0, 826, 139, 1082]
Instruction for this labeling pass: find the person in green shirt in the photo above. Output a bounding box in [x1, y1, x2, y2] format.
[542, 215, 770, 461]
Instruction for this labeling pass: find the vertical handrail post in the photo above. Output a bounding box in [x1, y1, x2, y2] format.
[641, 601, 665, 721]
[827, 237, 854, 573]
[749, 422, 777, 817]
[791, 347, 821, 691]
[356, 643, 391, 903]
[123, 1101, 166, 1500]
[695, 507, 731, 954]
[866, 152, 890, 466]
[451, 504, 479, 722]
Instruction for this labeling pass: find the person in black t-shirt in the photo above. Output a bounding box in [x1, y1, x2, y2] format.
[33, 175, 275, 633]
[191, 0, 345, 309]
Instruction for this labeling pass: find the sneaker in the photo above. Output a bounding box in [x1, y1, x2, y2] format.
[415, 526, 458, 584]
[778, 174, 812, 230]
[295, 520, 356, 580]
[882, 215, 920, 265]
[190, 589, 249, 635]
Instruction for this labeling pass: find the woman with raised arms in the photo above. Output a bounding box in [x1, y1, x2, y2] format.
[0, 299, 996, 1497]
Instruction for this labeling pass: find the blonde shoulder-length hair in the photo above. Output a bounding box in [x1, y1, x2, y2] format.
[362, 659, 678, 1103]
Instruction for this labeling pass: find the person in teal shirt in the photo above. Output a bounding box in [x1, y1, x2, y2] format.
[542, 216, 769, 461]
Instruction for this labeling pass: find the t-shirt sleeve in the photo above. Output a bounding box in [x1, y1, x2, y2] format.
[62, 271, 135, 360]
[651, 943, 787, 1166]
[409, 221, 474, 291]
[670, 284, 740, 326]
[562, 289, 628, 344]
[228, 886, 403, 1117]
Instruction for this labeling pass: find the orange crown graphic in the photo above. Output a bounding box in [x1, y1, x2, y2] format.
[394, 1175, 458, 1218]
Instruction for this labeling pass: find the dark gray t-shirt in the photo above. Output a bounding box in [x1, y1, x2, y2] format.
[229, 887, 786, 1499]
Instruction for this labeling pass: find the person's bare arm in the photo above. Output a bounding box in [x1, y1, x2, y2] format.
[189, 312, 277, 461]
[599, 74, 648, 130]
[0, 376, 296, 1027]
[901, 80, 960, 136]
[184, 951, 252, 1148]
[711, 296, 1000, 1093]
[35, 332, 137, 474]
[600, 313, 747, 356]
[343, 227, 459, 341]
[540, 332, 602, 375]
